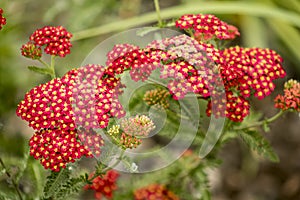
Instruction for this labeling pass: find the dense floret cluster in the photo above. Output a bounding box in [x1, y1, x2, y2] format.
[175, 13, 240, 40]
[28, 26, 72, 57]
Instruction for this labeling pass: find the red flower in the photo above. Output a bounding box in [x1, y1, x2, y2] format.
[16, 64, 126, 171]
[203, 46, 286, 122]
[85, 170, 120, 200]
[106, 47, 162, 82]
[134, 184, 179, 200]
[16, 78, 76, 131]
[206, 91, 250, 122]
[147, 35, 220, 100]
[29, 128, 101, 172]
[274, 79, 300, 112]
[218, 46, 286, 100]
[175, 14, 240, 40]
[29, 26, 72, 57]
[0, 8, 6, 30]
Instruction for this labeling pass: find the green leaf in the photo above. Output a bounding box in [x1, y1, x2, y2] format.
[238, 130, 279, 162]
[28, 66, 53, 76]
[31, 161, 45, 198]
[43, 168, 71, 199]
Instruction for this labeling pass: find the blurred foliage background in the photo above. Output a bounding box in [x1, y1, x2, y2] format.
[0, 0, 299, 199]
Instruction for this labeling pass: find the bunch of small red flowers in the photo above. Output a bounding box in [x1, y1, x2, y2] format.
[0, 8, 6, 30]
[84, 170, 120, 200]
[21, 26, 72, 58]
[134, 184, 179, 200]
[175, 13, 240, 40]
[140, 13, 286, 122]
[16, 64, 114, 171]
[274, 79, 300, 112]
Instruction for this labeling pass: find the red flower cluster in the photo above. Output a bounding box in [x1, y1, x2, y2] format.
[106, 46, 163, 82]
[206, 91, 250, 122]
[84, 170, 120, 200]
[205, 46, 286, 121]
[16, 78, 75, 131]
[29, 128, 95, 171]
[16, 64, 128, 171]
[0, 8, 6, 30]
[219, 46, 286, 99]
[147, 35, 220, 100]
[175, 14, 240, 40]
[147, 37, 285, 121]
[69, 64, 123, 129]
[28, 26, 72, 57]
[275, 79, 300, 112]
[21, 42, 42, 60]
[134, 184, 179, 200]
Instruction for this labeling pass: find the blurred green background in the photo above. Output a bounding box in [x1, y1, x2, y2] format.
[0, 0, 299, 199]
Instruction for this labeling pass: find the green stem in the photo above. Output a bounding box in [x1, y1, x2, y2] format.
[0, 158, 23, 200]
[87, 150, 125, 182]
[38, 58, 50, 68]
[38, 56, 56, 79]
[186, 29, 195, 38]
[154, 0, 163, 27]
[102, 150, 125, 173]
[235, 110, 285, 130]
[50, 55, 56, 79]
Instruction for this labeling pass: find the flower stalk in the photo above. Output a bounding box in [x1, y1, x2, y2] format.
[235, 110, 286, 130]
[154, 0, 163, 27]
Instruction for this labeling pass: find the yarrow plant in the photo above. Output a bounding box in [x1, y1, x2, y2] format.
[0, 2, 299, 200]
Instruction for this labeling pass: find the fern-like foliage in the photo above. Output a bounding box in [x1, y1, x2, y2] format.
[54, 175, 87, 200]
[238, 130, 279, 162]
[42, 168, 71, 199]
